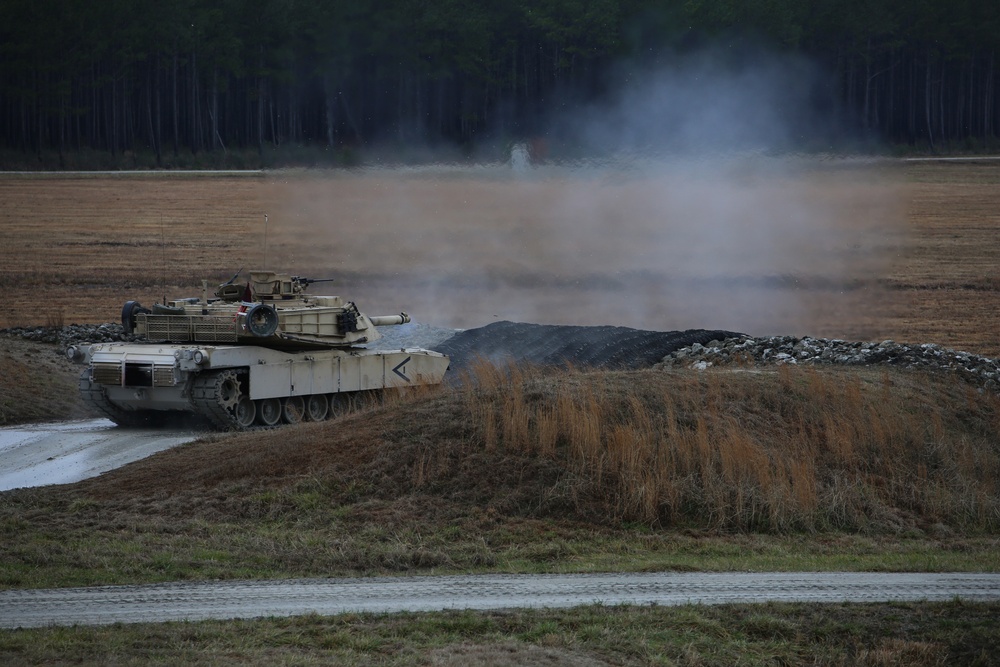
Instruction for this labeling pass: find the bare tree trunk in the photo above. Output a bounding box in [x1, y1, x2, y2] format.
[111, 66, 118, 156]
[925, 50, 934, 149]
[269, 98, 277, 146]
[986, 53, 995, 138]
[888, 48, 896, 138]
[339, 89, 363, 143]
[211, 67, 219, 150]
[154, 58, 162, 165]
[846, 56, 856, 119]
[91, 63, 97, 149]
[397, 70, 404, 142]
[58, 81, 66, 167]
[939, 60, 945, 142]
[968, 58, 974, 137]
[172, 51, 179, 156]
[257, 47, 265, 154]
[19, 95, 28, 152]
[324, 76, 336, 147]
[146, 63, 159, 166]
[35, 69, 42, 156]
[124, 71, 134, 152]
[863, 38, 871, 129]
[190, 49, 199, 152]
[909, 54, 917, 142]
[257, 79, 264, 152]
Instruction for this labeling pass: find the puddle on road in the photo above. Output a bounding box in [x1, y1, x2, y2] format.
[0, 418, 115, 446]
[0, 419, 204, 491]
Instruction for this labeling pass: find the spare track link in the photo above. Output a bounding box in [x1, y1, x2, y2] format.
[191, 369, 247, 430]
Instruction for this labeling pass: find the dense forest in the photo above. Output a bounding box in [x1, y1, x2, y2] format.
[1, 0, 997, 165]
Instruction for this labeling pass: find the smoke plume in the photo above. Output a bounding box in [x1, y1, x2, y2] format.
[268, 47, 905, 339]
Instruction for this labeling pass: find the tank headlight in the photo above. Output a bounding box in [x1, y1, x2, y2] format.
[174, 350, 183, 360]
[194, 350, 205, 364]
[66, 345, 78, 361]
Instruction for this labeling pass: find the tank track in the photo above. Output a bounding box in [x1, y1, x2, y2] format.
[78, 370, 164, 427]
[191, 369, 250, 430]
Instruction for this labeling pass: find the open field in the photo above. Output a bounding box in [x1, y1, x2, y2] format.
[2, 159, 999, 662]
[1, 159, 998, 354]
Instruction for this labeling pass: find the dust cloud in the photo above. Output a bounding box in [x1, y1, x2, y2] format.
[264, 50, 907, 339]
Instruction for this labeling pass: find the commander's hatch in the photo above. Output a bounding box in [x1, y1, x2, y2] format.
[250, 271, 298, 300]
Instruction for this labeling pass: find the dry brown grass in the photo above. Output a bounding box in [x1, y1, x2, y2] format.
[67, 361, 999, 535]
[0, 174, 266, 325]
[458, 363, 1000, 532]
[1, 161, 999, 354]
[0, 335, 88, 425]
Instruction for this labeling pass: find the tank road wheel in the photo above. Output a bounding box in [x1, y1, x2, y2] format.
[255, 398, 282, 426]
[327, 393, 357, 420]
[305, 394, 329, 421]
[233, 396, 256, 428]
[282, 396, 305, 424]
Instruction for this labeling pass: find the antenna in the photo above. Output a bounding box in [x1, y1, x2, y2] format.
[263, 213, 268, 268]
[160, 213, 166, 304]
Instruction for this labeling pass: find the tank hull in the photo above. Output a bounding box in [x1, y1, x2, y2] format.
[77, 342, 450, 430]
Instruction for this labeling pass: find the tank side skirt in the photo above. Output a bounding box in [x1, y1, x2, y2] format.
[241, 349, 446, 401]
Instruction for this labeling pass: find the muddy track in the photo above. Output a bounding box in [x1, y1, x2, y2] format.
[2, 572, 998, 628]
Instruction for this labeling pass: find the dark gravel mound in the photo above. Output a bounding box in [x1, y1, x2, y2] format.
[435, 321, 743, 372]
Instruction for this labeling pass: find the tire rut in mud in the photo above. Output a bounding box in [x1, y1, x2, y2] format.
[435, 321, 743, 373]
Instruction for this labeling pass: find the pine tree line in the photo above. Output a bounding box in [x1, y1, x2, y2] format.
[1, 0, 997, 164]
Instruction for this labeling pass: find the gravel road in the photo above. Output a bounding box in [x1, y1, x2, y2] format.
[3, 572, 998, 628]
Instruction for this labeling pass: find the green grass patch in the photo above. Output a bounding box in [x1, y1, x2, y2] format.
[2, 498, 998, 590]
[1, 602, 997, 666]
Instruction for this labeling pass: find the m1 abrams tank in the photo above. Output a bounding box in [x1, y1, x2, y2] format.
[69, 271, 450, 430]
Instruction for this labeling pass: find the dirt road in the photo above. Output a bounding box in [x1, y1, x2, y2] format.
[0, 419, 202, 491]
[2, 572, 998, 628]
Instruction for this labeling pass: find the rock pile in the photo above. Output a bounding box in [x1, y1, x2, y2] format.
[2, 324, 136, 348]
[656, 335, 1000, 390]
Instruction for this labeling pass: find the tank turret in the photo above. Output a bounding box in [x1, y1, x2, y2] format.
[121, 271, 409, 350]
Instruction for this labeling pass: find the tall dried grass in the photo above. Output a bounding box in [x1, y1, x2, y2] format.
[460, 364, 1000, 533]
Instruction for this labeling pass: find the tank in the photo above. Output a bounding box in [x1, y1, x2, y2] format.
[69, 271, 450, 430]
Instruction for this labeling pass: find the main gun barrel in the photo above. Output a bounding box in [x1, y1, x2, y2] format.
[369, 312, 411, 327]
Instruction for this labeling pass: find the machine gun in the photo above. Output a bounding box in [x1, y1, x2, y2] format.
[291, 276, 336, 289]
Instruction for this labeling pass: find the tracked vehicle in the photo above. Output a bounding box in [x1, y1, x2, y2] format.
[69, 271, 450, 429]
